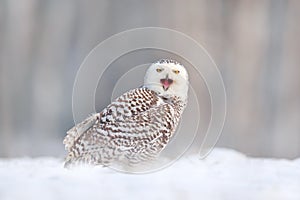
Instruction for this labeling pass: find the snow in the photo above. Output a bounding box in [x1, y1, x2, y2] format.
[0, 148, 299, 200]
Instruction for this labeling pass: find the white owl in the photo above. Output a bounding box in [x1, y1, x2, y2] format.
[63, 59, 189, 168]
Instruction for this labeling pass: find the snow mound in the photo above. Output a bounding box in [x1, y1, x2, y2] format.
[0, 148, 299, 200]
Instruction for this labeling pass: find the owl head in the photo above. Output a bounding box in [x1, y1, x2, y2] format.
[144, 59, 189, 101]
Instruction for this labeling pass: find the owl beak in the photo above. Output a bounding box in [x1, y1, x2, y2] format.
[160, 77, 173, 91]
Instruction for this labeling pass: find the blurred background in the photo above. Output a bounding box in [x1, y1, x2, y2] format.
[0, 0, 299, 158]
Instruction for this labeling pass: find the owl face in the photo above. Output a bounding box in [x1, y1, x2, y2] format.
[144, 59, 189, 101]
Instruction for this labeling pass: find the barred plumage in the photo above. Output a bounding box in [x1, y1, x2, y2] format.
[64, 59, 189, 168]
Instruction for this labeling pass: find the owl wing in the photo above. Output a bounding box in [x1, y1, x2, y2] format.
[63, 114, 99, 151]
[63, 88, 176, 165]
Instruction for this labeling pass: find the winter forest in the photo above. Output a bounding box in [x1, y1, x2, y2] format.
[0, 0, 299, 200]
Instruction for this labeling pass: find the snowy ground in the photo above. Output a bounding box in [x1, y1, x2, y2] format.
[0, 148, 299, 200]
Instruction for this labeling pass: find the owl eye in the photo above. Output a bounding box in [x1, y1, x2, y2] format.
[156, 68, 163, 72]
[173, 70, 180, 74]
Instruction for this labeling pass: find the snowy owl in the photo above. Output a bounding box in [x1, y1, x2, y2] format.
[63, 59, 189, 168]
